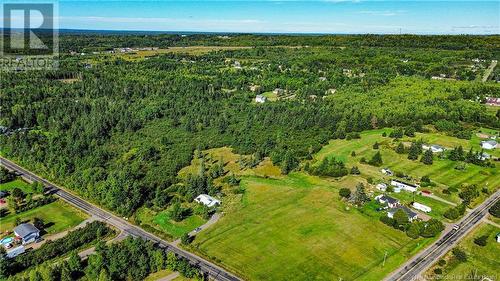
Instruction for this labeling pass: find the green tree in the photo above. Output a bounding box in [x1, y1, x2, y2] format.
[393, 209, 409, 226]
[395, 142, 405, 154]
[373, 142, 379, 149]
[170, 202, 184, 222]
[473, 235, 488, 246]
[488, 200, 500, 218]
[98, 269, 112, 281]
[406, 223, 421, 239]
[368, 151, 383, 166]
[350, 166, 360, 175]
[421, 149, 433, 165]
[353, 183, 369, 205]
[407, 142, 421, 160]
[67, 251, 83, 273]
[339, 188, 351, 199]
[452, 248, 467, 262]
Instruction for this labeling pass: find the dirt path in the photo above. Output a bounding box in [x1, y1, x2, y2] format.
[173, 212, 222, 245]
[482, 60, 497, 82]
[422, 193, 457, 207]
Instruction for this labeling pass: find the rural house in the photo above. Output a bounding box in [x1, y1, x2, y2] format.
[375, 195, 400, 208]
[195, 194, 221, 208]
[481, 140, 498, 150]
[422, 144, 444, 153]
[387, 206, 418, 222]
[391, 179, 419, 193]
[381, 168, 393, 176]
[376, 183, 387, 191]
[14, 223, 40, 245]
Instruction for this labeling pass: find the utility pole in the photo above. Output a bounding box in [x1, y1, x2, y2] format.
[383, 251, 388, 267]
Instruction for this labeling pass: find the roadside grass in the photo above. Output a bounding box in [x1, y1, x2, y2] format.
[426, 223, 499, 279]
[0, 178, 35, 194]
[0, 200, 87, 236]
[315, 129, 499, 204]
[135, 207, 205, 239]
[144, 269, 174, 281]
[192, 173, 434, 281]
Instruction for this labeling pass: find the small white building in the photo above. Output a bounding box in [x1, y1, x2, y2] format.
[481, 140, 498, 150]
[478, 152, 491, 161]
[381, 168, 393, 176]
[273, 88, 284, 95]
[376, 183, 387, 191]
[391, 179, 418, 193]
[497, 233, 500, 243]
[412, 202, 431, 213]
[422, 144, 444, 153]
[255, 95, 267, 103]
[194, 194, 221, 208]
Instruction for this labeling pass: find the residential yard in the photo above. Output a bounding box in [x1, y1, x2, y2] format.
[315, 129, 500, 204]
[388, 191, 453, 221]
[135, 207, 206, 239]
[192, 173, 435, 281]
[426, 223, 499, 280]
[0, 179, 35, 194]
[0, 200, 87, 237]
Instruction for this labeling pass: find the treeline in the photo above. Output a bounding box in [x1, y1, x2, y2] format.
[6, 237, 204, 281]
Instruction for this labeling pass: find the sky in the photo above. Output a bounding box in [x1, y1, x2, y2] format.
[3, 0, 500, 34]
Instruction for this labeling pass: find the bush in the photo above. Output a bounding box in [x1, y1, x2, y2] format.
[438, 259, 446, 266]
[489, 200, 500, 218]
[473, 235, 488, 247]
[339, 188, 351, 199]
[444, 207, 460, 220]
[433, 268, 442, 275]
[452, 248, 467, 262]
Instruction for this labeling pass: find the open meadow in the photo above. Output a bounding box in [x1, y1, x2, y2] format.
[192, 172, 435, 281]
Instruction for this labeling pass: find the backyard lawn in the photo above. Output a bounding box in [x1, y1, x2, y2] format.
[192, 173, 435, 281]
[0, 179, 35, 194]
[426, 223, 499, 279]
[0, 200, 87, 236]
[136, 207, 206, 239]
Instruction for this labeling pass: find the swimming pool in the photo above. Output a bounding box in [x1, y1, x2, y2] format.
[0, 237, 13, 245]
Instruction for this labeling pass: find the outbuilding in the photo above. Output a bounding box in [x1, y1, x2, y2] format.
[391, 179, 418, 193]
[412, 202, 432, 213]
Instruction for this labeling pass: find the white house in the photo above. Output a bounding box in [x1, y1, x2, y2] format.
[14, 223, 40, 245]
[412, 202, 432, 213]
[375, 183, 387, 191]
[497, 233, 500, 243]
[255, 95, 267, 103]
[194, 194, 221, 208]
[273, 88, 284, 95]
[391, 179, 418, 193]
[375, 195, 400, 208]
[387, 206, 418, 222]
[481, 140, 498, 150]
[478, 152, 491, 161]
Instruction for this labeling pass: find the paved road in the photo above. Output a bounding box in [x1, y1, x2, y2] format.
[0, 157, 241, 281]
[482, 60, 497, 82]
[385, 189, 500, 281]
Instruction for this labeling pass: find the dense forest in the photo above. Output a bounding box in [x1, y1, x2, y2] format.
[1, 34, 499, 216]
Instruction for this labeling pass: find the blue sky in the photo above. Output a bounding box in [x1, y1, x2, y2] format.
[4, 1, 500, 34]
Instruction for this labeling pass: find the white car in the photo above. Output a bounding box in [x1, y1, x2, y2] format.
[453, 225, 460, 230]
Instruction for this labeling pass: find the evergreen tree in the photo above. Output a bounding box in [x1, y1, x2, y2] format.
[407, 142, 421, 160]
[368, 151, 383, 166]
[353, 183, 369, 205]
[395, 142, 405, 154]
[421, 149, 433, 165]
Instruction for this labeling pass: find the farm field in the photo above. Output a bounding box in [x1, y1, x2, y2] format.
[192, 173, 435, 281]
[315, 129, 500, 204]
[0, 200, 87, 236]
[426, 223, 500, 280]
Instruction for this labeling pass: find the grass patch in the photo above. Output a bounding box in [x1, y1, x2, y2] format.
[0, 200, 87, 236]
[136, 207, 205, 239]
[389, 191, 452, 220]
[0, 179, 35, 194]
[193, 173, 433, 281]
[144, 269, 174, 281]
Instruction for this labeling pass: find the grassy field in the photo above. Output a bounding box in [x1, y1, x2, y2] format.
[315, 129, 500, 204]
[192, 173, 434, 281]
[144, 269, 174, 281]
[426, 223, 499, 280]
[136, 207, 205, 239]
[0, 179, 35, 194]
[0, 200, 87, 236]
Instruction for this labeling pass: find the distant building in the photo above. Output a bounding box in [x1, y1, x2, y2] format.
[273, 88, 284, 95]
[375, 183, 387, 191]
[319, 76, 327, 81]
[381, 168, 393, 176]
[481, 140, 498, 150]
[0, 190, 9, 199]
[422, 144, 444, 153]
[375, 195, 400, 208]
[14, 223, 40, 245]
[388, 206, 418, 222]
[391, 179, 418, 193]
[478, 152, 491, 161]
[325, 88, 337, 95]
[6, 246, 25, 259]
[194, 194, 221, 208]
[485, 97, 500, 106]
[412, 202, 431, 213]
[255, 95, 267, 103]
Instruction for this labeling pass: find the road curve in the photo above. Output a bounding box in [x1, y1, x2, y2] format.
[0, 156, 241, 281]
[385, 189, 500, 281]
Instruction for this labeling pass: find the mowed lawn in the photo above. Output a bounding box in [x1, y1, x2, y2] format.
[0, 200, 87, 236]
[315, 129, 500, 200]
[0, 179, 35, 194]
[136, 207, 205, 239]
[427, 223, 499, 279]
[193, 173, 434, 281]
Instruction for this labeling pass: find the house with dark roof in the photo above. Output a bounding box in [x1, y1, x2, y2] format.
[14, 223, 40, 244]
[387, 206, 418, 222]
[375, 194, 400, 208]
